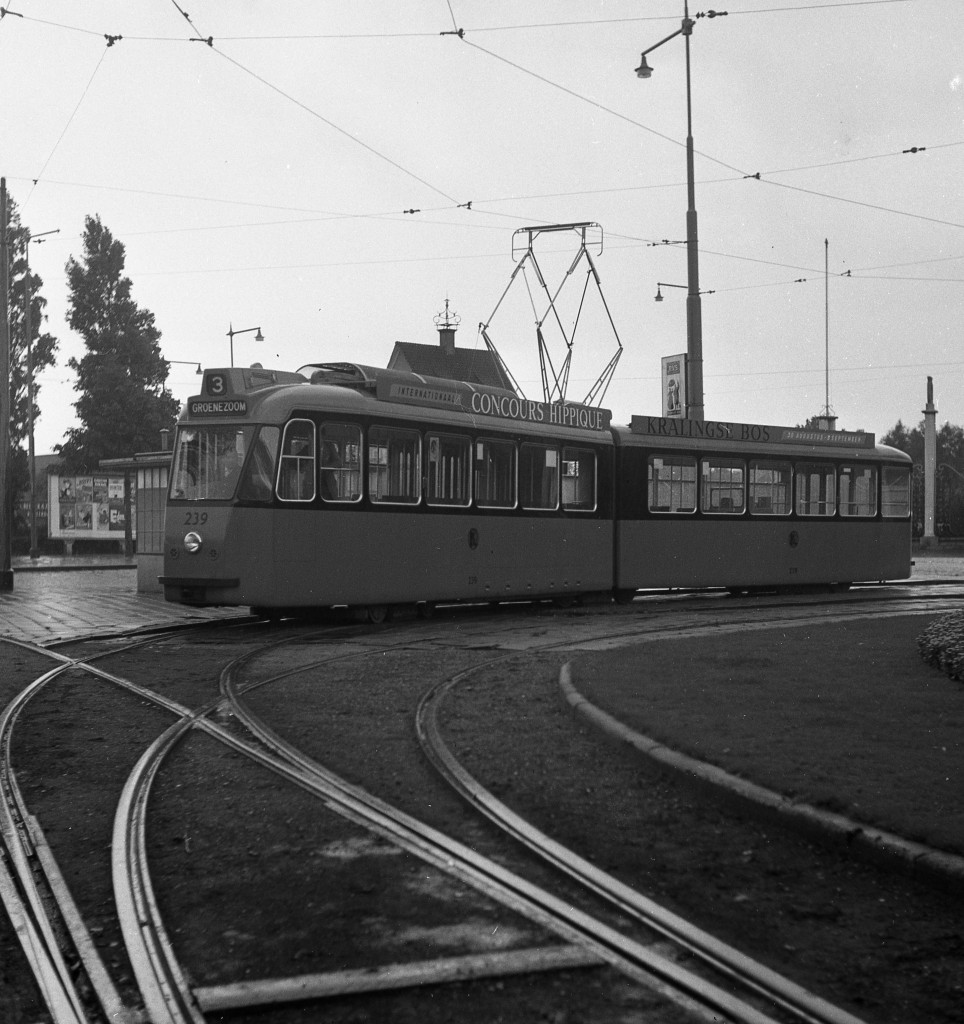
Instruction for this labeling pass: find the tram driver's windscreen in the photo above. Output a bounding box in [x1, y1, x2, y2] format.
[170, 426, 251, 501]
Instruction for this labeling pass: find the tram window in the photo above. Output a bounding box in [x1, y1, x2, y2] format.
[475, 438, 517, 509]
[170, 425, 252, 501]
[320, 423, 362, 503]
[796, 463, 835, 516]
[520, 444, 559, 510]
[648, 455, 696, 513]
[426, 433, 471, 507]
[238, 426, 280, 502]
[839, 464, 877, 517]
[701, 458, 745, 514]
[369, 425, 421, 504]
[749, 461, 791, 515]
[562, 448, 596, 511]
[881, 466, 911, 518]
[277, 420, 316, 502]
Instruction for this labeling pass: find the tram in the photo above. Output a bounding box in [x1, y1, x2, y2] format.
[160, 362, 912, 617]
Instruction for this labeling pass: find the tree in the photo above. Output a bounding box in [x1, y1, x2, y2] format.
[57, 215, 179, 472]
[4, 197, 59, 511]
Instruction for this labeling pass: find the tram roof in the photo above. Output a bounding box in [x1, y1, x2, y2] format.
[183, 363, 615, 440]
[180, 363, 909, 461]
[615, 416, 909, 462]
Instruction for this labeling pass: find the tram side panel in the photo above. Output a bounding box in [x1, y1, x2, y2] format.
[268, 508, 613, 607]
[615, 518, 910, 590]
[612, 435, 912, 590]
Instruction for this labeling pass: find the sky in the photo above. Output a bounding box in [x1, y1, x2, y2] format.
[1, 0, 961, 456]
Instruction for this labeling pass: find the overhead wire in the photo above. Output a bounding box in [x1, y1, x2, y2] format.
[6, 3, 956, 302]
[20, 46, 109, 211]
[5, 4, 952, 235]
[208, 45, 461, 204]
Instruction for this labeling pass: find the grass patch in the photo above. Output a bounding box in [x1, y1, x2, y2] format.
[572, 614, 964, 855]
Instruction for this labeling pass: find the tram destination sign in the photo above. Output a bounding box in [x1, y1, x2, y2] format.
[189, 398, 249, 417]
[381, 380, 612, 432]
[630, 415, 875, 448]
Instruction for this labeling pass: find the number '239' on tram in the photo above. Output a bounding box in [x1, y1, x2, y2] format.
[161, 363, 912, 615]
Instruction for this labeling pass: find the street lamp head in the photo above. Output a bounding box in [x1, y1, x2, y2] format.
[655, 286, 663, 302]
[634, 55, 654, 79]
[195, 363, 203, 374]
[254, 328, 264, 342]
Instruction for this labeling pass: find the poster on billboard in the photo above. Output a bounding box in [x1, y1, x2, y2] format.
[49, 473, 136, 539]
[661, 354, 687, 419]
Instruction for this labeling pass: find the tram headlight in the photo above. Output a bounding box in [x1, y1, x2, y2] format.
[184, 531, 203, 554]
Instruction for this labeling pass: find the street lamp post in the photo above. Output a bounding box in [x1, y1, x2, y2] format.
[226, 323, 264, 368]
[167, 359, 203, 374]
[24, 228, 59, 559]
[637, 4, 725, 421]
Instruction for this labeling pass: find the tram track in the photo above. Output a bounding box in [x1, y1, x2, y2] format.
[0, 630, 207, 1024]
[0, 588, 960, 1022]
[217, 638, 787, 1024]
[417, 664, 865, 1024]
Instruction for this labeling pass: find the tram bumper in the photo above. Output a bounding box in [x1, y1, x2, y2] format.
[159, 576, 241, 606]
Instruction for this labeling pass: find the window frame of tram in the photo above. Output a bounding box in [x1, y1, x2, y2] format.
[519, 444, 561, 511]
[475, 437, 517, 510]
[881, 465, 912, 518]
[169, 425, 252, 502]
[795, 462, 836, 517]
[319, 422, 363, 503]
[748, 460, 792, 516]
[238, 425, 280, 502]
[368, 424, 422, 505]
[561, 447, 597, 512]
[425, 432, 472, 507]
[647, 454, 697, 514]
[838, 463, 878, 518]
[700, 457, 746, 515]
[277, 419, 317, 503]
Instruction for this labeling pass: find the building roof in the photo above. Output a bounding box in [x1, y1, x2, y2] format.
[388, 342, 515, 392]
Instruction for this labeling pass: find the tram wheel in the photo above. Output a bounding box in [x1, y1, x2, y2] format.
[613, 589, 637, 605]
[416, 601, 436, 619]
[366, 604, 391, 625]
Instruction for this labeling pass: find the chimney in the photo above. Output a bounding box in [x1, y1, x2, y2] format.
[434, 298, 460, 357]
[159, 428, 170, 452]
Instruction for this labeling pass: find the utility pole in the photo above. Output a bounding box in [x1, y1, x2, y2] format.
[24, 228, 58, 558]
[0, 178, 12, 589]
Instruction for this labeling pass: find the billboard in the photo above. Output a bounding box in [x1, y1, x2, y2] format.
[661, 354, 687, 419]
[49, 474, 136, 539]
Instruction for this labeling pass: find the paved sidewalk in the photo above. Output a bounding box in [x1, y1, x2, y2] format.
[0, 559, 241, 645]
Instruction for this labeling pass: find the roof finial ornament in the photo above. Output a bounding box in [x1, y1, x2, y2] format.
[434, 297, 461, 333]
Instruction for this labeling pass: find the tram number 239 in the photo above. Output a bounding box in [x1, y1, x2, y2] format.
[184, 512, 208, 526]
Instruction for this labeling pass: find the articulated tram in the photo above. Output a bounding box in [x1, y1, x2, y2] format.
[161, 363, 912, 619]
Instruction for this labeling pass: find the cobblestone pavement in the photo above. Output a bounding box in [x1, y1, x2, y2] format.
[0, 553, 959, 646]
[0, 560, 241, 645]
